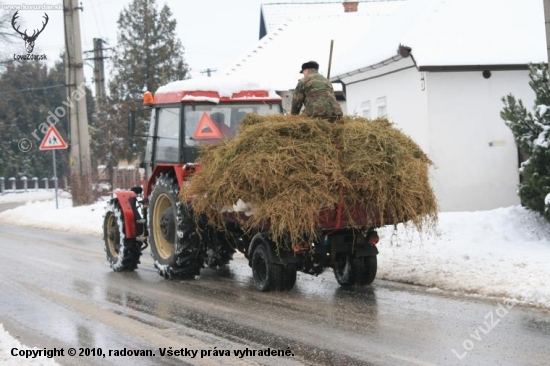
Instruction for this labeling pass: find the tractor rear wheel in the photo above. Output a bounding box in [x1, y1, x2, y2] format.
[148, 173, 203, 279]
[103, 200, 141, 271]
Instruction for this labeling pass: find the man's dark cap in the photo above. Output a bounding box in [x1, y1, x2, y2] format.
[300, 61, 319, 73]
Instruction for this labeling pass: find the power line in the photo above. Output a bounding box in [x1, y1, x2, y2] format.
[0, 84, 65, 95]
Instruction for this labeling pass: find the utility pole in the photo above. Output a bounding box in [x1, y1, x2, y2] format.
[84, 38, 110, 100]
[64, 0, 93, 205]
[200, 68, 217, 77]
[544, 0, 550, 71]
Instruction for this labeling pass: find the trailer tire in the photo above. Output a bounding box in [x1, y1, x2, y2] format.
[251, 242, 297, 292]
[251, 243, 274, 291]
[333, 255, 377, 286]
[103, 201, 141, 271]
[353, 255, 377, 286]
[149, 173, 203, 279]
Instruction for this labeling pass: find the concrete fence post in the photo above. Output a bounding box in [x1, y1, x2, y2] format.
[0, 177, 4, 195]
[42, 177, 49, 190]
[63, 177, 68, 190]
[21, 176, 28, 192]
[32, 177, 38, 190]
[9, 177, 15, 192]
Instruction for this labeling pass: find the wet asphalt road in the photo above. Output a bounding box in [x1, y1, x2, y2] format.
[0, 214, 549, 365]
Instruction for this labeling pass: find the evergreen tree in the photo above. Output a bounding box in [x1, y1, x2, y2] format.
[501, 63, 550, 221]
[0, 60, 69, 180]
[91, 0, 189, 178]
[0, 57, 95, 186]
[111, 0, 189, 98]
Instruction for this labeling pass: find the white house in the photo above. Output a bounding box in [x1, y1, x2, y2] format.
[330, 0, 546, 211]
[226, 0, 546, 211]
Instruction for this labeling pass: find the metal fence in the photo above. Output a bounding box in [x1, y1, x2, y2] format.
[0, 176, 69, 194]
[0, 167, 144, 196]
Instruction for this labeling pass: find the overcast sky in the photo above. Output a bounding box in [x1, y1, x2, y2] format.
[3, 0, 272, 91]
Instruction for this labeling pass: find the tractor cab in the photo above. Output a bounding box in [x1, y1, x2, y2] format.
[135, 76, 283, 182]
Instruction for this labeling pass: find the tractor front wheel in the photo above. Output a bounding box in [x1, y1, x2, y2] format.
[103, 200, 141, 271]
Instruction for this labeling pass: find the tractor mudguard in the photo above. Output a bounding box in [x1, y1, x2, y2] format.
[145, 164, 193, 197]
[112, 191, 138, 238]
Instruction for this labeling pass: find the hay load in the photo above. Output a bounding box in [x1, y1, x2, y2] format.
[183, 114, 438, 245]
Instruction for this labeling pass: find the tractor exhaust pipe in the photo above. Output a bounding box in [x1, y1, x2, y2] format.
[327, 39, 334, 79]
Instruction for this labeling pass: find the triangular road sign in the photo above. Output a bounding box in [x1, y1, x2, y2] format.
[193, 112, 222, 139]
[39, 125, 68, 150]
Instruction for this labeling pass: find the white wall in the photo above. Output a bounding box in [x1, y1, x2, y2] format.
[425, 70, 534, 211]
[340, 63, 536, 212]
[342, 58, 430, 151]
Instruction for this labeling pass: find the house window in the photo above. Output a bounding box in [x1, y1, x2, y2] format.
[377, 97, 387, 117]
[360, 101, 371, 119]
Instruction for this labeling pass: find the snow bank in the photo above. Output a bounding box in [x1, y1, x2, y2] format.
[0, 190, 70, 204]
[378, 206, 550, 309]
[0, 198, 106, 236]
[0, 324, 60, 366]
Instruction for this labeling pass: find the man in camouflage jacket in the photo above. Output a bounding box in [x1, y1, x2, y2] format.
[291, 61, 343, 122]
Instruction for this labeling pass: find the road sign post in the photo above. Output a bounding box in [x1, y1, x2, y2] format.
[39, 125, 69, 209]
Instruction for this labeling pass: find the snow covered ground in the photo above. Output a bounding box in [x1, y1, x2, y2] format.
[0, 324, 59, 366]
[377, 206, 550, 309]
[0, 190, 71, 204]
[0, 193, 549, 310]
[0, 197, 106, 237]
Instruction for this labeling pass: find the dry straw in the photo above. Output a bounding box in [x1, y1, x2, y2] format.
[183, 114, 438, 247]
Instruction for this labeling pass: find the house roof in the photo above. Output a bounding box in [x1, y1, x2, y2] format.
[332, 0, 547, 78]
[260, 0, 402, 38]
[226, 2, 401, 90]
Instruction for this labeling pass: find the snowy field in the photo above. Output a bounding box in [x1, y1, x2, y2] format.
[0, 192, 549, 310]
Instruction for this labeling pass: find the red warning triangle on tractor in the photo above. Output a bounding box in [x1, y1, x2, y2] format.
[39, 125, 68, 150]
[193, 112, 222, 139]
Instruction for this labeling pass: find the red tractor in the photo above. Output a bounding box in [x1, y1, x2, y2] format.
[103, 77, 380, 291]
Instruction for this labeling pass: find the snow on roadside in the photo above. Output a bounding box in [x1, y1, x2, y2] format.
[378, 205, 550, 309]
[0, 190, 71, 204]
[0, 324, 60, 366]
[0, 198, 106, 236]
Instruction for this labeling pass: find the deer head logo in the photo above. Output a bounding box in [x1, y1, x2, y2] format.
[12, 11, 49, 54]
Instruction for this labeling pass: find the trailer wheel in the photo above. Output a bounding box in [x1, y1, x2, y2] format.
[333, 255, 377, 286]
[353, 256, 377, 285]
[251, 243, 296, 291]
[149, 173, 203, 279]
[279, 263, 297, 291]
[103, 201, 141, 271]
